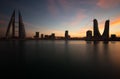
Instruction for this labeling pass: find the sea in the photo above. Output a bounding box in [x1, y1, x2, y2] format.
[0, 40, 120, 79]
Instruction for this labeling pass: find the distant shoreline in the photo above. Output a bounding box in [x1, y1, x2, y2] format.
[0, 38, 120, 41]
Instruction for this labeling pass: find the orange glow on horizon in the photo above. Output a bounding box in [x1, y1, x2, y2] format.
[1, 16, 120, 38]
[111, 17, 120, 27]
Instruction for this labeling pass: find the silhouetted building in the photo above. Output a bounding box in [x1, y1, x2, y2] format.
[51, 33, 55, 39]
[102, 20, 110, 40]
[6, 10, 26, 39]
[93, 19, 101, 40]
[44, 33, 56, 40]
[93, 19, 110, 41]
[65, 30, 70, 40]
[45, 35, 49, 39]
[6, 10, 15, 38]
[111, 34, 116, 39]
[109, 34, 118, 41]
[34, 32, 39, 38]
[41, 34, 44, 39]
[19, 11, 26, 39]
[86, 30, 92, 40]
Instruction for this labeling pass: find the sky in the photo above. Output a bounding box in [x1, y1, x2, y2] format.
[0, 0, 120, 37]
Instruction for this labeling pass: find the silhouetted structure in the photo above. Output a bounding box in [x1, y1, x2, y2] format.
[18, 11, 26, 39]
[3, 11, 118, 41]
[51, 33, 55, 40]
[44, 35, 49, 39]
[6, 10, 26, 39]
[111, 34, 116, 39]
[41, 34, 44, 39]
[93, 19, 101, 40]
[6, 10, 15, 38]
[65, 30, 70, 40]
[86, 30, 92, 40]
[93, 19, 110, 41]
[102, 20, 110, 40]
[109, 34, 118, 41]
[34, 32, 39, 38]
[44, 33, 56, 40]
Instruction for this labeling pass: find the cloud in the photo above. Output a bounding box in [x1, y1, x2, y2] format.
[109, 17, 120, 36]
[58, 0, 95, 11]
[48, 0, 72, 15]
[62, 10, 87, 27]
[0, 14, 9, 20]
[48, 0, 59, 16]
[111, 17, 120, 27]
[97, 0, 120, 8]
[0, 20, 7, 25]
[58, 0, 72, 11]
[70, 10, 87, 26]
[47, 0, 93, 16]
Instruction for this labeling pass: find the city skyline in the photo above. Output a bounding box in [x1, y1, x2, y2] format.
[2, 11, 118, 41]
[0, 0, 120, 37]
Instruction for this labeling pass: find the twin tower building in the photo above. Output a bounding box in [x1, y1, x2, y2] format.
[5, 10, 26, 39]
[86, 19, 110, 41]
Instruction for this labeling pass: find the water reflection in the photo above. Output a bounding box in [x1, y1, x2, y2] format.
[16, 40, 26, 78]
[64, 41, 69, 62]
[0, 40, 120, 78]
[86, 41, 120, 78]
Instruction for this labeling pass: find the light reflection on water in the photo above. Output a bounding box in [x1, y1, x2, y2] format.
[0, 40, 120, 78]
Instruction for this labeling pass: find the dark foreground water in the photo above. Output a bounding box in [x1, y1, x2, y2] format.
[0, 40, 120, 79]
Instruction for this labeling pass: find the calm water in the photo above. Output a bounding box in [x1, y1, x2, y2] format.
[0, 40, 120, 79]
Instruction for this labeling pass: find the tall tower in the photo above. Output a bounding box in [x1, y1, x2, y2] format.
[93, 19, 101, 40]
[5, 10, 26, 39]
[65, 30, 69, 40]
[19, 11, 26, 39]
[34, 32, 39, 38]
[102, 20, 110, 40]
[6, 10, 15, 38]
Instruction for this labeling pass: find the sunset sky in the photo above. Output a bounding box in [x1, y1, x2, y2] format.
[0, 0, 120, 37]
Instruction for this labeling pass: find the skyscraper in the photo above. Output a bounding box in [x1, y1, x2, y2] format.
[93, 19, 110, 41]
[41, 34, 44, 39]
[6, 10, 26, 39]
[93, 19, 101, 40]
[6, 10, 15, 38]
[51, 33, 55, 40]
[19, 11, 26, 39]
[102, 20, 110, 40]
[34, 32, 39, 38]
[65, 30, 69, 40]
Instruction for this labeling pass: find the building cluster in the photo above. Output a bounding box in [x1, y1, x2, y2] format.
[86, 19, 118, 41]
[0, 10, 120, 41]
[34, 32, 56, 40]
[33, 30, 71, 40]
